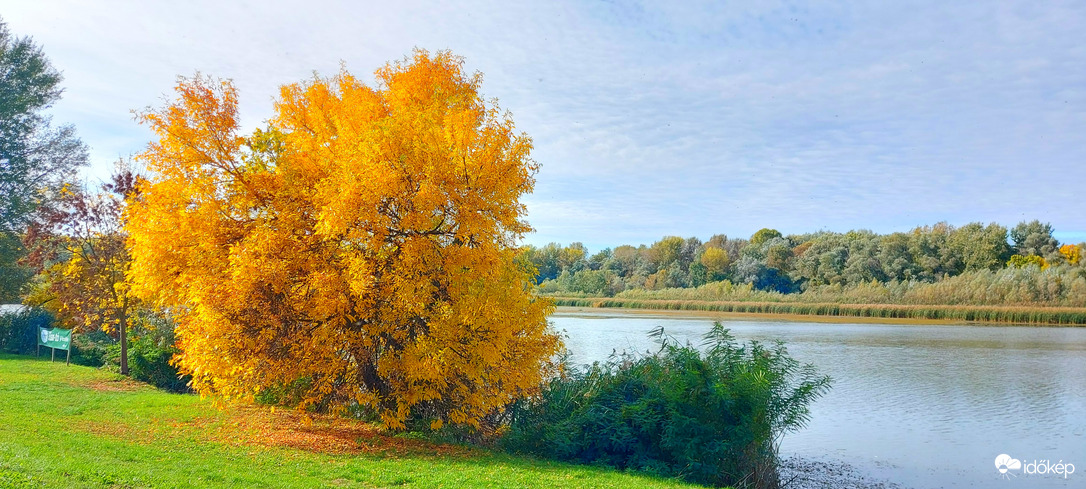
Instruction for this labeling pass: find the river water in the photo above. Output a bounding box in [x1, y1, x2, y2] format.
[550, 308, 1086, 488]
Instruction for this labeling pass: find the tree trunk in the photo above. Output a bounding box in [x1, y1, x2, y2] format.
[119, 314, 129, 376]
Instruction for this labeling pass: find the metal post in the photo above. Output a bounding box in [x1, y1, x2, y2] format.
[66, 347, 70, 366]
[51, 347, 55, 362]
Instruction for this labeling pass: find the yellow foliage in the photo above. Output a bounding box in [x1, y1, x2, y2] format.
[1060, 244, 1081, 265]
[127, 50, 560, 430]
[1006, 254, 1047, 270]
[699, 247, 729, 276]
[26, 183, 137, 337]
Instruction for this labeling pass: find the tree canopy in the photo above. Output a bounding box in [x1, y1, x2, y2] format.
[23, 170, 141, 374]
[0, 16, 87, 301]
[127, 50, 560, 429]
[528, 220, 1080, 297]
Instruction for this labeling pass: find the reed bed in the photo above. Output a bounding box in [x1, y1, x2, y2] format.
[606, 267, 1086, 307]
[550, 297, 1086, 325]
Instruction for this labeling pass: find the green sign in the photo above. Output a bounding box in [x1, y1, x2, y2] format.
[38, 327, 71, 351]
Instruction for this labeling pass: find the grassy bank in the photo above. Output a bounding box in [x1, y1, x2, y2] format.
[550, 297, 1086, 325]
[0, 354, 698, 489]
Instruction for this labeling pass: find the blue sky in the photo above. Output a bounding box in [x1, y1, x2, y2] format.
[3, 1, 1084, 251]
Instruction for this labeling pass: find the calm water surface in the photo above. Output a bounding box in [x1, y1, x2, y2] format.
[551, 308, 1086, 488]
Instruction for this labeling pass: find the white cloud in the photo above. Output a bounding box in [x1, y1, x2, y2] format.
[3, 0, 1083, 251]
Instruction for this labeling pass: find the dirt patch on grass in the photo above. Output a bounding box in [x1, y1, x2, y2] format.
[205, 406, 475, 457]
[73, 394, 475, 458]
[80, 377, 150, 392]
[80, 418, 154, 440]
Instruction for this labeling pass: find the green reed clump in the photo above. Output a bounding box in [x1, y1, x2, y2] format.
[503, 324, 831, 489]
[897, 267, 1086, 306]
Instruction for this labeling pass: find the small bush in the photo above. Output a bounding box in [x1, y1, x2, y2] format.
[502, 323, 830, 488]
[0, 308, 54, 354]
[126, 334, 189, 393]
[70, 330, 112, 367]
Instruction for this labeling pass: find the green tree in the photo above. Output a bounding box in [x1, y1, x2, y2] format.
[947, 222, 1011, 273]
[1006, 254, 1046, 269]
[607, 245, 638, 277]
[749, 228, 783, 247]
[678, 236, 701, 271]
[688, 261, 708, 287]
[663, 261, 689, 288]
[0, 232, 29, 301]
[569, 269, 615, 296]
[648, 236, 684, 271]
[841, 231, 883, 284]
[521, 243, 561, 282]
[764, 238, 795, 271]
[735, 254, 794, 292]
[705, 233, 727, 249]
[1011, 220, 1061, 264]
[699, 246, 730, 281]
[587, 247, 611, 271]
[793, 233, 849, 286]
[878, 232, 918, 281]
[908, 222, 954, 281]
[559, 242, 588, 273]
[0, 17, 87, 300]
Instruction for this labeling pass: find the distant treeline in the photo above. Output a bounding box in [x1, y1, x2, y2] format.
[522, 220, 1085, 306]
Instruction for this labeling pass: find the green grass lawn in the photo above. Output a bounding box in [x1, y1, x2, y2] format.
[0, 354, 700, 488]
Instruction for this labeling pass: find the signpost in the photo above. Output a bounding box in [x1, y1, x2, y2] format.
[38, 327, 72, 365]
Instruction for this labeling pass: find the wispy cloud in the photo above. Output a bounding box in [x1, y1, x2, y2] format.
[4, 0, 1083, 251]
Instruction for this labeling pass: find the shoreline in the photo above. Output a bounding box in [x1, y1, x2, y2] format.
[779, 456, 905, 489]
[553, 306, 967, 326]
[547, 297, 1086, 326]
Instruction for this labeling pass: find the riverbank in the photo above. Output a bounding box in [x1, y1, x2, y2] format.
[780, 457, 904, 489]
[548, 297, 1086, 325]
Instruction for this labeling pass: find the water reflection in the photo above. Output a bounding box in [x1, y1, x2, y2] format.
[551, 309, 1086, 488]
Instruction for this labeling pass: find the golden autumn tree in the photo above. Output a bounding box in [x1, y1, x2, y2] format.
[699, 246, 729, 281]
[127, 50, 560, 430]
[1060, 244, 1081, 266]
